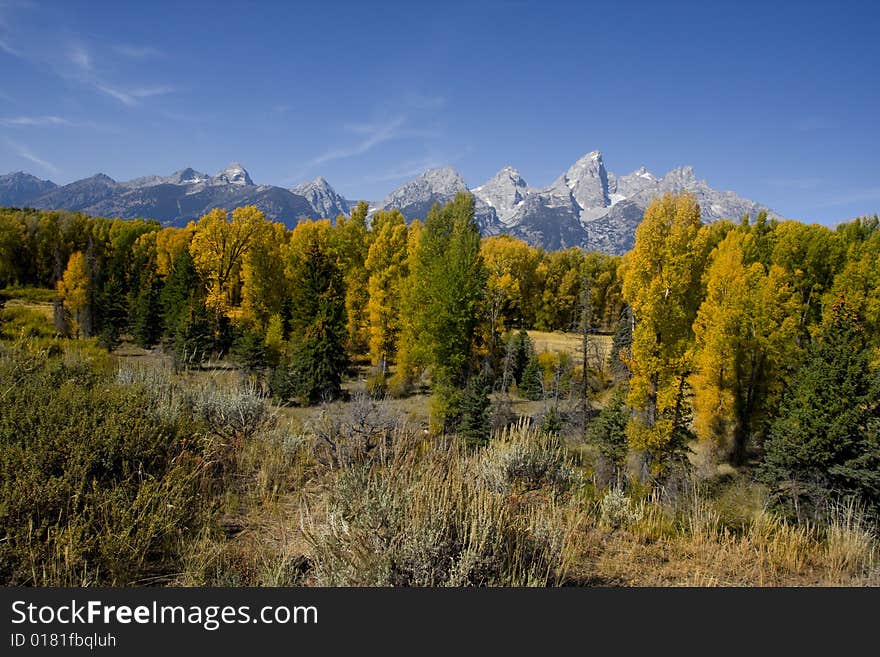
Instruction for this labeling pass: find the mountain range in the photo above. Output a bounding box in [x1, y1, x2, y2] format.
[0, 151, 784, 254]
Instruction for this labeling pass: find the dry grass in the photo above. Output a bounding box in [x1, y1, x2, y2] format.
[27, 352, 877, 588]
[1, 298, 54, 321]
[178, 403, 879, 587]
[591, 492, 878, 586]
[527, 330, 612, 360]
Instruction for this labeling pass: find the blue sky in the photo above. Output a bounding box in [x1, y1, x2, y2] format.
[0, 0, 878, 224]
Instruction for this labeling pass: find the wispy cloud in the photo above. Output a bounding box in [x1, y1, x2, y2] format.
[0, 115, 113, 131]
[96, 83, 174, 107]
[130, 85, 175, 98]
[5, 139, 60, 174]
[0, 115, 70, 127]
[0, 36, 20, 57]
[0, 4, 174, 109]
[312, 116, 407, 165]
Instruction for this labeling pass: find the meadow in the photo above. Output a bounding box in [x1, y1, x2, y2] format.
[1, 295, 876, 587]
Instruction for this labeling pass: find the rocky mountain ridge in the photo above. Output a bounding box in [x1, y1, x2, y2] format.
[0, 151, 784, 254]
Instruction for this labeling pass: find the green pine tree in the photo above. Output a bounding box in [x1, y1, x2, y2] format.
[588, 387, 631, 472]
[279, 225, 348, 405]
[231, 326, 268, 373]
[160, 249, 201, 339]
[171, 300, 212, 370]
[513, 328, 532, 385]
[458, 374, 492, 446]
[131, 274, 163, 348]
[519, 351, 544, 401]
[760, 302, 880, 519]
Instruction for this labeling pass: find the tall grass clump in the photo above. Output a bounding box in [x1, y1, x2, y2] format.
[303, 422, 580, 586]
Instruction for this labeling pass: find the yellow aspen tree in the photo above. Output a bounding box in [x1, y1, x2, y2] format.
[535, 247, 585, 331]
[769, 221, 844, 332]
[692, 230, 801, 463]
[822, 231, 880, 344]
[481, 235, 541, 331]
[619, 193, 710, 475]
[691, 232, 751, 448]
[365, 209, 408, 373]
[155, 225, 195, 279]
[332, 201, 370, 357]
[56, 251, 90, 337]
[189, 206, 269, 318]
[241, 221, 289, 328]
[391, 218, 424, 391]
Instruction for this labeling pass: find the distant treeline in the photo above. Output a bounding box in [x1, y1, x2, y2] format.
[0, 196, 623, 380]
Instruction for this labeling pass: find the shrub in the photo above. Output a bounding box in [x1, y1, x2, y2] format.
[477, 421, 577, 495]
[0, 345, 211, 585]
[598, 488, 643, 530]
[302, 422, 580, 586]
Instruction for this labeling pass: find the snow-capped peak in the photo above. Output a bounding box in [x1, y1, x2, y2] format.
[214, 162, 253, 186]
[634, 166, 655, 181]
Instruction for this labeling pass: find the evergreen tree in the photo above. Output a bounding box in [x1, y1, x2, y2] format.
[540, 404, 564, 436]
[588, 387, 630, 474]
[130, 274, 163, 349]
[458, 374, 492, 446]
[280, 220, 348, 405]
[760, 301, 880, 519]
[171, 301, 212, 370]
[160, 249, 201, 339]
[609, 306, 633, 381]
[94, 274, 128, 350]
[513, 329, 532, 385]
[519, 351, 544, 401]
[231, 326, 268, 373]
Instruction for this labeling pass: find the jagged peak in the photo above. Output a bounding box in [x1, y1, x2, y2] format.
[475, 165, 527, 191]
[415, 166, 468, 192]
[566, 149, 606, 173]
[214, 162, 253, 186]
[294, 175, 333, 190]
[497, 165, 526, 182]
[422, 165, 464, 180]
[172, 167, 209, 183]
[663, 165, 698, 184]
